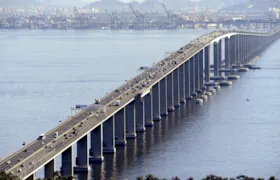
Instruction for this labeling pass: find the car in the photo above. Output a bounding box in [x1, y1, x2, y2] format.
[113, 100, 121, 106]
[38, 133, 46, 140]
[6, 160, 11, 164]
[53, 132, 58, 138]
[94, 99, 100, 104]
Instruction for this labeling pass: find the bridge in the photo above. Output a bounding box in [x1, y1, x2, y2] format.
[0, 29, 280, 180]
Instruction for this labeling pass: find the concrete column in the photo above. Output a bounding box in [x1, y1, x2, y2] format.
[160, 77, 168, 116]
[115, 108, 127, 146]
[135, 97, 146, 132]
[179, 64, 186, 103]
[225, 37, 230, 69]
[218, 40, 222, 76]
[245, 35, 248, 61]
[152, 83, 161, 120]
[231, 35, 236, 66]
[242, 35, 245, 62]
[199, 50, 204, 90]
[89, 124, 104, 163]
[194, 53, 200, 92]
[173, 68, 180, 107]
[190, 57, 195, 95]
[248, 35, 251, 58]
[213, 42, 219, 76]
[167, 72, 174, 111]
[75, 135, 89, 172]
[144, 93, 154, 126]
[240, 35, 243, 62]
[26, 174, 36, 180]
[103, 116, 116, 153]
[204, 46, 210, 83]
[185, 60, 191, 99]
[236, 35, 240, 64]
[126, 101, 136, 139]
[45, 159, 55, 179]
[61, 146, 73, 177]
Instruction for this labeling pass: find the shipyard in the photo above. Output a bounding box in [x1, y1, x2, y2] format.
[0, 0, 280, 30]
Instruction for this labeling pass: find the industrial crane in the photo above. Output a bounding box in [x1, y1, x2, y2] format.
[3, 8, 10, 19]
[37, 7, 51, 29]
[161, 3, 181, 29]
[105, 9, 120, 30]
[73, 6, 88, 29]
[10, 8, 17, 18]
[3, 8, 17, 28]
[2, 8, 12, 28]
[37, 7, 45, 22]
[129, 3, 145, 30]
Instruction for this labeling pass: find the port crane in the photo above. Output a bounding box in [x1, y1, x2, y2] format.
[37, 8, 46, 23]
[161, 3, 181, 29]
[37, 7, 51, 29]
[3, 8, 18, 28]
[129, 3, 145, 30]
[73, 6, 88, 29]
[105, 9, 120, 30]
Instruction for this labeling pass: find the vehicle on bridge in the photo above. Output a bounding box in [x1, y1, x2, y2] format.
[37, 134, 45, 140]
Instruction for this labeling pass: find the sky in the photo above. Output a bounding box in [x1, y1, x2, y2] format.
[0, 0, 146, 7]
[45, 0, 146, 6]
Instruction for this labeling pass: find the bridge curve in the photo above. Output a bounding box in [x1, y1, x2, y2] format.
[1, 29, 280, 180]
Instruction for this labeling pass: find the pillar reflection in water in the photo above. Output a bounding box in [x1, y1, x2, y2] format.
[90, 163, 105, 180]
[103, 154, 117, 179]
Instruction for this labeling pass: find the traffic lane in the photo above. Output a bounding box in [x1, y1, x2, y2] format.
[0, 106, 98, 171]
[7, 107, 98, 176]
[13, 86, 139, 179]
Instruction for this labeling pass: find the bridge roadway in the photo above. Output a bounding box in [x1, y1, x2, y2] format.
[0, 30, 275, 179]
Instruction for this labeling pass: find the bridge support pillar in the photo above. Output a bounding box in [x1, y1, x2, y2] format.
[167, 72, 174, 111]
[230, 35, 236, 66]
[179, 64, 186, 103]
[144, 93, 154, 126]
[213, 42, 219, 76]
[126, 101, 137, 138]
[236, 35, 240, 64]
[247, 36, 251, 59]
[199, 50, 204, 90]
[225, 37, 230, 69]
[194, 53, 200, 92]
[103, 116, 116, 153]
[173, 68, 180, 107]
[61, 146, 73, 177]
[218, 40, 222, 76]
[136, 97, 146, 132]
[74, 135, 89, 173]
[45, 159, 55, 179]
[244, 35, 247, 62]
[240, 35, 243, 63]
[89, 124, 104, 163]
[190, 57, 196, 96]
[26, 174, 36, 180]
[152, 83, 161, 120]
[185, 60, 191, 100]
[160, 77, 168, 116]
[204, 46, 210, 83]
[242, 35, 246, 62]
[115, 108, 127, 146]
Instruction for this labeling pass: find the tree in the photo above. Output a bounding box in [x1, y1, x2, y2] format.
[0, 170, 17, 180]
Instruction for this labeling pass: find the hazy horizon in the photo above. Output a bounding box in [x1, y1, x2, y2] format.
[0, 0, 147, 7]
[0, 0, 208, 7]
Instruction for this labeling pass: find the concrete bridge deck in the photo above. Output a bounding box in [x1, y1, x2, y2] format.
[0, 29, 279, 180]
